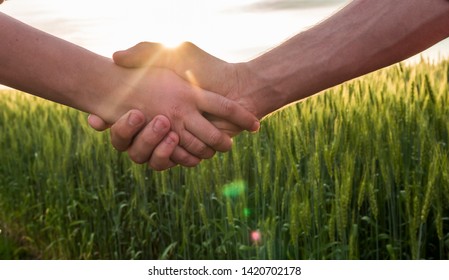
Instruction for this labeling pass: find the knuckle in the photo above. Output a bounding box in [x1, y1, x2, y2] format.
[180, 133, 196, 150]
[136, 42, 148, 48]
[128, 152, 148, 165]
[195, 143, 215, 159]
[169, 105, 184, 121]
[149, 162, 166, 171]
[207, 130, 225, 148]
[140, 131, 157, 146]
[136, 41, 161, 50]
[219, 98, 236, 116]
[110, 134, 128, 152]
[181, 157, 201, 168]
[178, 41, 196, 52]
[174, 152, 200, 167]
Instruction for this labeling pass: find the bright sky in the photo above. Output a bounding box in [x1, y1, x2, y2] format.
[1, 0, 449, 62]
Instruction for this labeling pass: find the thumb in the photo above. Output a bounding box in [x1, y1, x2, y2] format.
[113, 42, 172, 68]
[87, 114, 110, 131]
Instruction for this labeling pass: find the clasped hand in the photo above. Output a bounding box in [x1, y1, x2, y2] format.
[89, 42, 261, 170]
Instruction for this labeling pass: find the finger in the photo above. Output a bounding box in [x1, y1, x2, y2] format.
[148, 132, 179, 171]
[197, 90, 260, 132]
[147, 133, 217, 170]
[170, 146, 202, 168]
[176, 128, 216, 159]
[87, 114, 110, 131]
[182, 114, 233, 153]
[205, 114, 241, 137]
[126, 115, 171, 163]
[109, 110, 148, 152]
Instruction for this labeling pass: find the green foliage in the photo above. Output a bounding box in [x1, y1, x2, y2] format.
[1, 59, 449, 259]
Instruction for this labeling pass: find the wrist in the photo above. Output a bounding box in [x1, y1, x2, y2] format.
[79, 60, 138, 124]
[240, 28, 347, 119]
[234, 61, 286, 120]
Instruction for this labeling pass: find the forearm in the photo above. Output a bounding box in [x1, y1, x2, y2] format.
[0, 12, 126, 122]
[246, 0, 449, 117]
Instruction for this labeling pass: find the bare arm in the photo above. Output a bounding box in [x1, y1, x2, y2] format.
[106, 0, 449, 169]
[244, 0, 449, 117]
[112, 0, 449, 120]
[0, 12, 259, 163]
[0, 12, 120, 121]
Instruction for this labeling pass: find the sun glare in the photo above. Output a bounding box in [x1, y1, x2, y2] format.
[160, 40, 184, 49]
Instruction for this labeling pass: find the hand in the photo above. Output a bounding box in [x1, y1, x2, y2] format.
[90, 62, 259, 169]
[89, 42, 263, 170]
[114, 42, 262, 124]
[106, 66, 258, 162]
[89, 110, 184, 170]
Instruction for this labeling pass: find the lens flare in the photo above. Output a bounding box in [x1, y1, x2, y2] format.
[185, 70, 200, 87]
[161, 40, 184, 49]
[243, 208, 251, 217]
[251, 230, 262, 245]
[222, 180, 247, 198]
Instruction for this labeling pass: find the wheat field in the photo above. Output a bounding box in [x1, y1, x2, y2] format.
[1, 59, 449, 259]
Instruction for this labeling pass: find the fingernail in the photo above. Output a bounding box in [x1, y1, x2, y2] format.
[128, 112, 144, 126]
[251, 121, 260, 132]
[164, 135, 175, 144]
[153, 118, 166, 132]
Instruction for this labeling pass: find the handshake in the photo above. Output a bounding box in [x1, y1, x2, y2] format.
[88, 42, 266, 171]
[3, 0, 448, 171]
